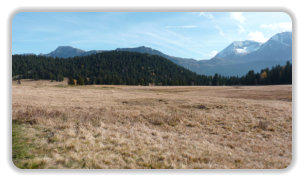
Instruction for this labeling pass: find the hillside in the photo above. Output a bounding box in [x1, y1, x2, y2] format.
[12, 50, 292, 86]
[116, 46, 198, 69]
[12, 51, 204, 86]
[43, 46, 104, 58]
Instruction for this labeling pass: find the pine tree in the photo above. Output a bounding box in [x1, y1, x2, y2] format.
[77, 76, 85, 85]
[68, 77, 75, 85]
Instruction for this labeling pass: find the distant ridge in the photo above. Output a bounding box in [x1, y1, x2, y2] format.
[44, 46, 104, 58]
[38, 31, 292, 76]
[197, 31, 292, 76]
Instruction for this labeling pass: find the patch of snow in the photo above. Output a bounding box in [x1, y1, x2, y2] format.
[215, 40, 262, 58]
[268, 32, 292, 47]
[235, 48, 247, 54]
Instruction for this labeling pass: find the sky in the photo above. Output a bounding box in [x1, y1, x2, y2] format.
[12, 12, 292, 60]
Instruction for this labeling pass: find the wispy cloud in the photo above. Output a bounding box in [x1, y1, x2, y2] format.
[230, 12, 246, 23]
[69, 40, 89, 44]
[238, 24, 245, 34]
[165, 25, 198, 29]
[260, 22, 292, 32]
[198, 12, 214, 19]
[139, 31, 184, 47]
[131, 27, 207, 59]
[215, 25, 225, 36]
[13, 12, 292, 59]
[248, 31, 268, 42]
[28, 26, 59, 33]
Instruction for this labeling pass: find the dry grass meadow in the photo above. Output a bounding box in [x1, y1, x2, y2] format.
[12, 79, 292, 169]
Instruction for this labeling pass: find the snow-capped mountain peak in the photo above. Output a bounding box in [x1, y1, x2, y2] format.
[215, 40, 262, 58]
[267, 31, 292, 46]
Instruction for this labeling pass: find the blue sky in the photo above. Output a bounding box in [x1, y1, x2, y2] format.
[12, 12, 292, 59]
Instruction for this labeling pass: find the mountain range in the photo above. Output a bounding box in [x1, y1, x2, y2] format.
[40, 31, 292, 76]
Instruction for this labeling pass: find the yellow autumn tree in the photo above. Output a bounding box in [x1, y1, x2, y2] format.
[261, 71, 267, 79]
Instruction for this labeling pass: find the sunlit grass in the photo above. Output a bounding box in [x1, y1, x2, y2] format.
[12, 80, 292, 169]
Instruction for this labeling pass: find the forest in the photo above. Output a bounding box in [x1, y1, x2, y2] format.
[12, 51, 292, 86]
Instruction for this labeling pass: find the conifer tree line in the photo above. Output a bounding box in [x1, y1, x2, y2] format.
[12, 51, 292, 86]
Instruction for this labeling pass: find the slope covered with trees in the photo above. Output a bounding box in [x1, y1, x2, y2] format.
[12, 51, 292, 86]
[13, 51, 206, 86]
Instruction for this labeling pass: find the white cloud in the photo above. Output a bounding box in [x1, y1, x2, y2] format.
[230, 12, 246, 23]
[208, 50, 218, 58]
[166, 25, 198, 29]
[198, 12, 214, 19]
[248, 31, 268, 42]
[238, 24, 245, 34]
[260, 22, 292, 32]
[215, 25, 225, 36]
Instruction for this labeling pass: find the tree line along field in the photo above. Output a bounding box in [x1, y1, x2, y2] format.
[12, 79, 292, 169]
[12, 52, 292, 86]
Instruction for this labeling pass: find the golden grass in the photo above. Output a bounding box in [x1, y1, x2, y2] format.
[12, 79, 292, 169]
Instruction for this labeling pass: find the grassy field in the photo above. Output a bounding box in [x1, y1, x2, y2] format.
[12, 79, 292, 169]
